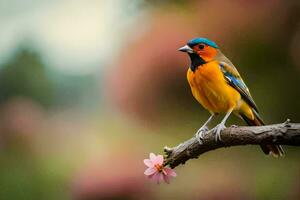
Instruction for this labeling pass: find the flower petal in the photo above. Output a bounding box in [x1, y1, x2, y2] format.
[149, 153, 156, 162]
[152, 172, 163, 184]
[143, 159, 153, 167]
[153, 155, 164, 165]
[164, 167, 177, 177]
[163, 174, 170, 184]
[144, 153, 176, 184]
[144, 167, 157, 176]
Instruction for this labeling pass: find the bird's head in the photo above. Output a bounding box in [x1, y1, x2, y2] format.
[178, 38, 219, 68]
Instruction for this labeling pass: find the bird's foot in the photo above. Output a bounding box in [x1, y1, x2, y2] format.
[195, 126, 209, 144]
[211, 124, 226, 142]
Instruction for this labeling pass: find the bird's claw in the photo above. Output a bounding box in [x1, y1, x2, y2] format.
[195, 126, 209, 144]
[212, 124, 226, 142]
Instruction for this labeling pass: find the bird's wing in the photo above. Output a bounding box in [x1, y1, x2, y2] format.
[219, 61, 259, 112]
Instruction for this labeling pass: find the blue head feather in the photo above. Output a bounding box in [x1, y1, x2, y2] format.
[187, 38, 218, 48]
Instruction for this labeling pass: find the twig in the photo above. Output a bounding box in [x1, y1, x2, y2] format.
[164, 120, 300, 168]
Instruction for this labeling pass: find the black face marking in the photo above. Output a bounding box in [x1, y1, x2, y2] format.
[188, 53, 206, 72]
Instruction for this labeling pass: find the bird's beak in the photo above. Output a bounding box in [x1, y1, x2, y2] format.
[178, 45, 193, 53]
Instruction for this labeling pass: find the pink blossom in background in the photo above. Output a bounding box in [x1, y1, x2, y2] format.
[144, 153, 176, 184]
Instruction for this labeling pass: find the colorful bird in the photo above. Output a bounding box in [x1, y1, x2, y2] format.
[178, 37, 284, 157]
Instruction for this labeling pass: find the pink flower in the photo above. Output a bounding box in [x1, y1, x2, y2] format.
[143, 153, 176, 184]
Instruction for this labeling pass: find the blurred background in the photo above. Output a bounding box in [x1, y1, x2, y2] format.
[0, 0, 299, 199]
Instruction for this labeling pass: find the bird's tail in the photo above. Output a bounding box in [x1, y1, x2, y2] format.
[241, 109, 284, 157]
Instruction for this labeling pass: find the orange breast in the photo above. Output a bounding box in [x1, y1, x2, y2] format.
[187, 61, 241, 113]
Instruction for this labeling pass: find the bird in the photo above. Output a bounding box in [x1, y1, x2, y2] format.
[178, 37, 284, 157]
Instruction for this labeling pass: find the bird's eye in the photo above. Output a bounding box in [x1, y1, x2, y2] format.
[198, 44, 205, 50]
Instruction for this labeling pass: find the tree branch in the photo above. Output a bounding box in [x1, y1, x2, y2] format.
[163, 120, 300, 168]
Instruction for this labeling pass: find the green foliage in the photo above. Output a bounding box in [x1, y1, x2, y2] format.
[0, 47, 53, 107]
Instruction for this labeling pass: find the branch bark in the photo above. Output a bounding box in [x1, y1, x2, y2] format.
[163, 120, 300, 168]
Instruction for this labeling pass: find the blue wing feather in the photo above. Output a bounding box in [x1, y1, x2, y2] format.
[219, 62, 259, 112]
